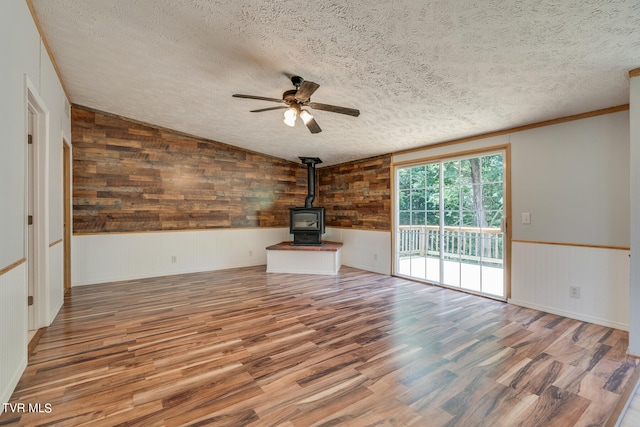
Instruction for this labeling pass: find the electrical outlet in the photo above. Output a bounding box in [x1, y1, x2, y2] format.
[522, 212, 531, 224]
[569, 286, 580, 299]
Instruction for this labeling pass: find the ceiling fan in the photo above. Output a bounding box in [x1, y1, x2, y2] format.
[233, 76, 360, 134]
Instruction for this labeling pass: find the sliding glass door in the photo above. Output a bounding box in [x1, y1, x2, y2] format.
[395, 151, 506, 299]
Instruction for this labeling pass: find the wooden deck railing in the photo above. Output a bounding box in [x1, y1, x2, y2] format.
[398, 225, 503, 265]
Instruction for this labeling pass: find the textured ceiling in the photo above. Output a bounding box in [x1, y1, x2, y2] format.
[31, 0, 640, 166]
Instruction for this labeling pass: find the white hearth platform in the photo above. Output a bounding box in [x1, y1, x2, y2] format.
[266, 241, 343, 275]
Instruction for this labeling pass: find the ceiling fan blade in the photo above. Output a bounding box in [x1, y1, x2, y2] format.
[295, 81, 320, 102]
[232, 94, 285, 103]
[308, 102, 360, 117]
[250, 106, 288, 113]
[304, 116, 322, 134]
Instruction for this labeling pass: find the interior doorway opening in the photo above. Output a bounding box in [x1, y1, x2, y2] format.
[25, 77, 50, 333]
[63, 140, 71, 293]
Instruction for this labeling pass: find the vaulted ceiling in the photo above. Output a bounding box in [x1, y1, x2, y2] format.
[31, 0, 640, 166]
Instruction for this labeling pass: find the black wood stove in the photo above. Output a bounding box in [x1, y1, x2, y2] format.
[290, 157, 325, 246]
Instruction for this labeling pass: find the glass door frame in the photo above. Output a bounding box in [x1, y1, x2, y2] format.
[392, 144, 512, 300]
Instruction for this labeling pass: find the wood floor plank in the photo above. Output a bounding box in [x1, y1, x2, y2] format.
[0, 266, 637, 426]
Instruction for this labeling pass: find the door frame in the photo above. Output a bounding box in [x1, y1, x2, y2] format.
[63, 139, 71, 293]
[25, 75, 51, 329]
[392, 144, 512, 299]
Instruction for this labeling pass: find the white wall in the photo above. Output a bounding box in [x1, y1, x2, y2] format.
[0, 0, 70, 408]
[48, 243, 65, 322]
[0, 264, 28, 413]
[73, 228, 290, 285]
[0, 1, 39, 270]
[73, 227, 392, 286]
[393, 111, 631, 329]
[511, 242, 629, 330]
[325, 228, 391, 275]
[510, 113, 629, 247]
[630, 74, 640, 354]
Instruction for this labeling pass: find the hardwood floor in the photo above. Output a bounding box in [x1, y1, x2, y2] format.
[1, 266, 637, 426]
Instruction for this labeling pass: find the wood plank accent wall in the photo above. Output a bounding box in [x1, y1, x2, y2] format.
[71, 106, 308, 233]
[317, 155, 391, 230]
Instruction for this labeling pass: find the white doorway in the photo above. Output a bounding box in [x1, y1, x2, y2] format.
[25, 77, 50, 333]
[27, 107, 35, 332]
[63, 141, 71, 293]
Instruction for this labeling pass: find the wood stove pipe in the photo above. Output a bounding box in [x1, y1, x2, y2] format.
[299, 157, 322, 208]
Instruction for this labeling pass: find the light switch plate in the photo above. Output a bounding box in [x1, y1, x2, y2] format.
[522, 212, 531, 224]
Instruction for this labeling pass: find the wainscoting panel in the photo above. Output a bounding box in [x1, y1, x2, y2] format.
[510, 241, 630, 330]
[325, 228, 391, 275]
[72, 228, 289, 286]
[48, 243, 64, 324]
[0, 263, 28, 409]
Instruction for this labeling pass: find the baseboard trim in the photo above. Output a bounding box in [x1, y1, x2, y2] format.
[508, 298, 629, 331]
[28, 327, 46, 360]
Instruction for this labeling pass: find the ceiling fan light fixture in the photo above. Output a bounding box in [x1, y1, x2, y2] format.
[233, 75, 359, 134]
[299, 109, 314, 125]
[283, 108, 297, 127]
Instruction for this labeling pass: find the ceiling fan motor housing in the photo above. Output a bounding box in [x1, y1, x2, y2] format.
[291, 75, 304, 88]
[283, 89, 299, 105]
